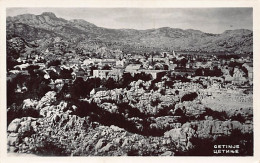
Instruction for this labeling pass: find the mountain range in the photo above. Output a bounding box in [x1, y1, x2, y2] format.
[6, 12, 253, 54]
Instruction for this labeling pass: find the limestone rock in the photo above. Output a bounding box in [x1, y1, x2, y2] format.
[160, 151, 174, 156]
[100, 143, 113, 153]
[8, 118, 22, 133]
[36, 91, 57, 110]
[22, 99, 38, 110]
[95, 139, 105, 151]
[7, 133, 19, 146]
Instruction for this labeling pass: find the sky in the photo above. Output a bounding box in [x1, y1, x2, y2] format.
[6, 8, 253, 34]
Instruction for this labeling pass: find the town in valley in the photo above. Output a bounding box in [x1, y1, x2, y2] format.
[6, 10, 253, 156]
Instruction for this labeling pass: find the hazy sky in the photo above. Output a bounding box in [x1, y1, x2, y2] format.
[6, 8, 252, 34]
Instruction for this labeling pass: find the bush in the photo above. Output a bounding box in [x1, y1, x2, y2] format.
[31, 138, 69, 156]
[47, 59, 61, 67]
[230, 113, 246, 123]
[7, 104, 40, 126]
[181, 92, 198, 102]
[203, 108, 228, 121]
[160, 89, 166, 95]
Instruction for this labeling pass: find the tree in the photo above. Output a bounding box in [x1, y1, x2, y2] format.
[104, 77, 117, 89]
[163, 65, 169, 70]
[37, 84, 51, 98]
[210, 67, 222, 77]
[47, 59, 61, 67]
[57, 83, 69, 99]
[195, 68, 203, 76]
[151, 97, 161, 107]
[90, 65, 98, 76]
[100, 78, 107, 87]
[120, 73, 133, 88]
[7, 80, 16, 106]
[7, 57, 18, 71]
[70, 77, 87, 98]
[155, 72, 166, 82]
[60, 69, 73, 79]
[241, 66, 248, 77]
[134, 72, 152, 81]
[181, 92, 198, 102]
[165, 78, 173, 89]
[26, 65, 40, 76]
[102, 64, 111, 70]
[93, 78, 101, 88]
[160, 89, 166, 95]
[26, 73, 50, 100]
[179, 58, 188, 67]
[49, 70, 59, 80]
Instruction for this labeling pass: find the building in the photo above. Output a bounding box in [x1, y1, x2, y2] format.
[232, 67, 247, 84]
[169, 64, 178, 70]
[93, 69, 124, 81]
[125, 64, 142, 73]
[242, 62, 253, 81]
[148, 57, 169, 65]
[173, 68, 196, 77]
[83, 58, 95, 66]
[196, 61, 212, 68]
[101, 59, 117, 66]
[116, 60, 125, 67]
[93, 70, 110, 79]
[139, 70, 167, 79]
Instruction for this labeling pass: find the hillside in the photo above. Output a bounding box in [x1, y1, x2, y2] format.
[6, 12, 253, 54]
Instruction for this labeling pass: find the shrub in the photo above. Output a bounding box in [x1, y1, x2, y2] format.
[230, 113, 246, 123]
[7, 104, 40, 126]
[203, 108, 228, 121]
[47, 59, 61, 67]
[181, 92, 198, 102]
[31, 138, 69, 156]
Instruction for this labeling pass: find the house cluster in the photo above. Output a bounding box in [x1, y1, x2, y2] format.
[9, 49, 253, 95]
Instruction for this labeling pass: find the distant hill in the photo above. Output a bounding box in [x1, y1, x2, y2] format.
[6, 12, 253, 54]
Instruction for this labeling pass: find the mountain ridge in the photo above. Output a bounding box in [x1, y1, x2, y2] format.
[6, 12, 253, 54]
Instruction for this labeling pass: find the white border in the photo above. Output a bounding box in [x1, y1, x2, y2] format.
[0, 1, 259, 163]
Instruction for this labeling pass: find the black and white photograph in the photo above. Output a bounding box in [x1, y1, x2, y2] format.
[3, 5, 257, 159]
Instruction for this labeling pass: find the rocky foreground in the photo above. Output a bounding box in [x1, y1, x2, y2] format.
[7, 81, 253, 156]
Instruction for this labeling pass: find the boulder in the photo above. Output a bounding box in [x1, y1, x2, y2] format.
[72, 105, 77, 112]
[51, 113, 60, 124]
[57, 101, 68, 111]
[7, 133, 19, 146]
[242, 123, 253, 133]
[31, 121, 39, 132]
[8, 118, 22, 133]
[231, 121, 242, 130]
[160, 151, 174, 156]
[113, 137, 122, 145]
[164, 128, 182, 141]
[66, 116, 77, 128]
[23, 137, 30, 145]
[8, 146, 18, 153]
[36, 91, 56, 110]
[186, 141, 194, 150]
[39, 106, 50, 117]
[100, 143, 113, 152]
[121, 138, 130, 147]
[22, 99, 38, 110]
[95, 139, 105, 151]
[110, 125, 124, 132]
[18, 120, 33, 136]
